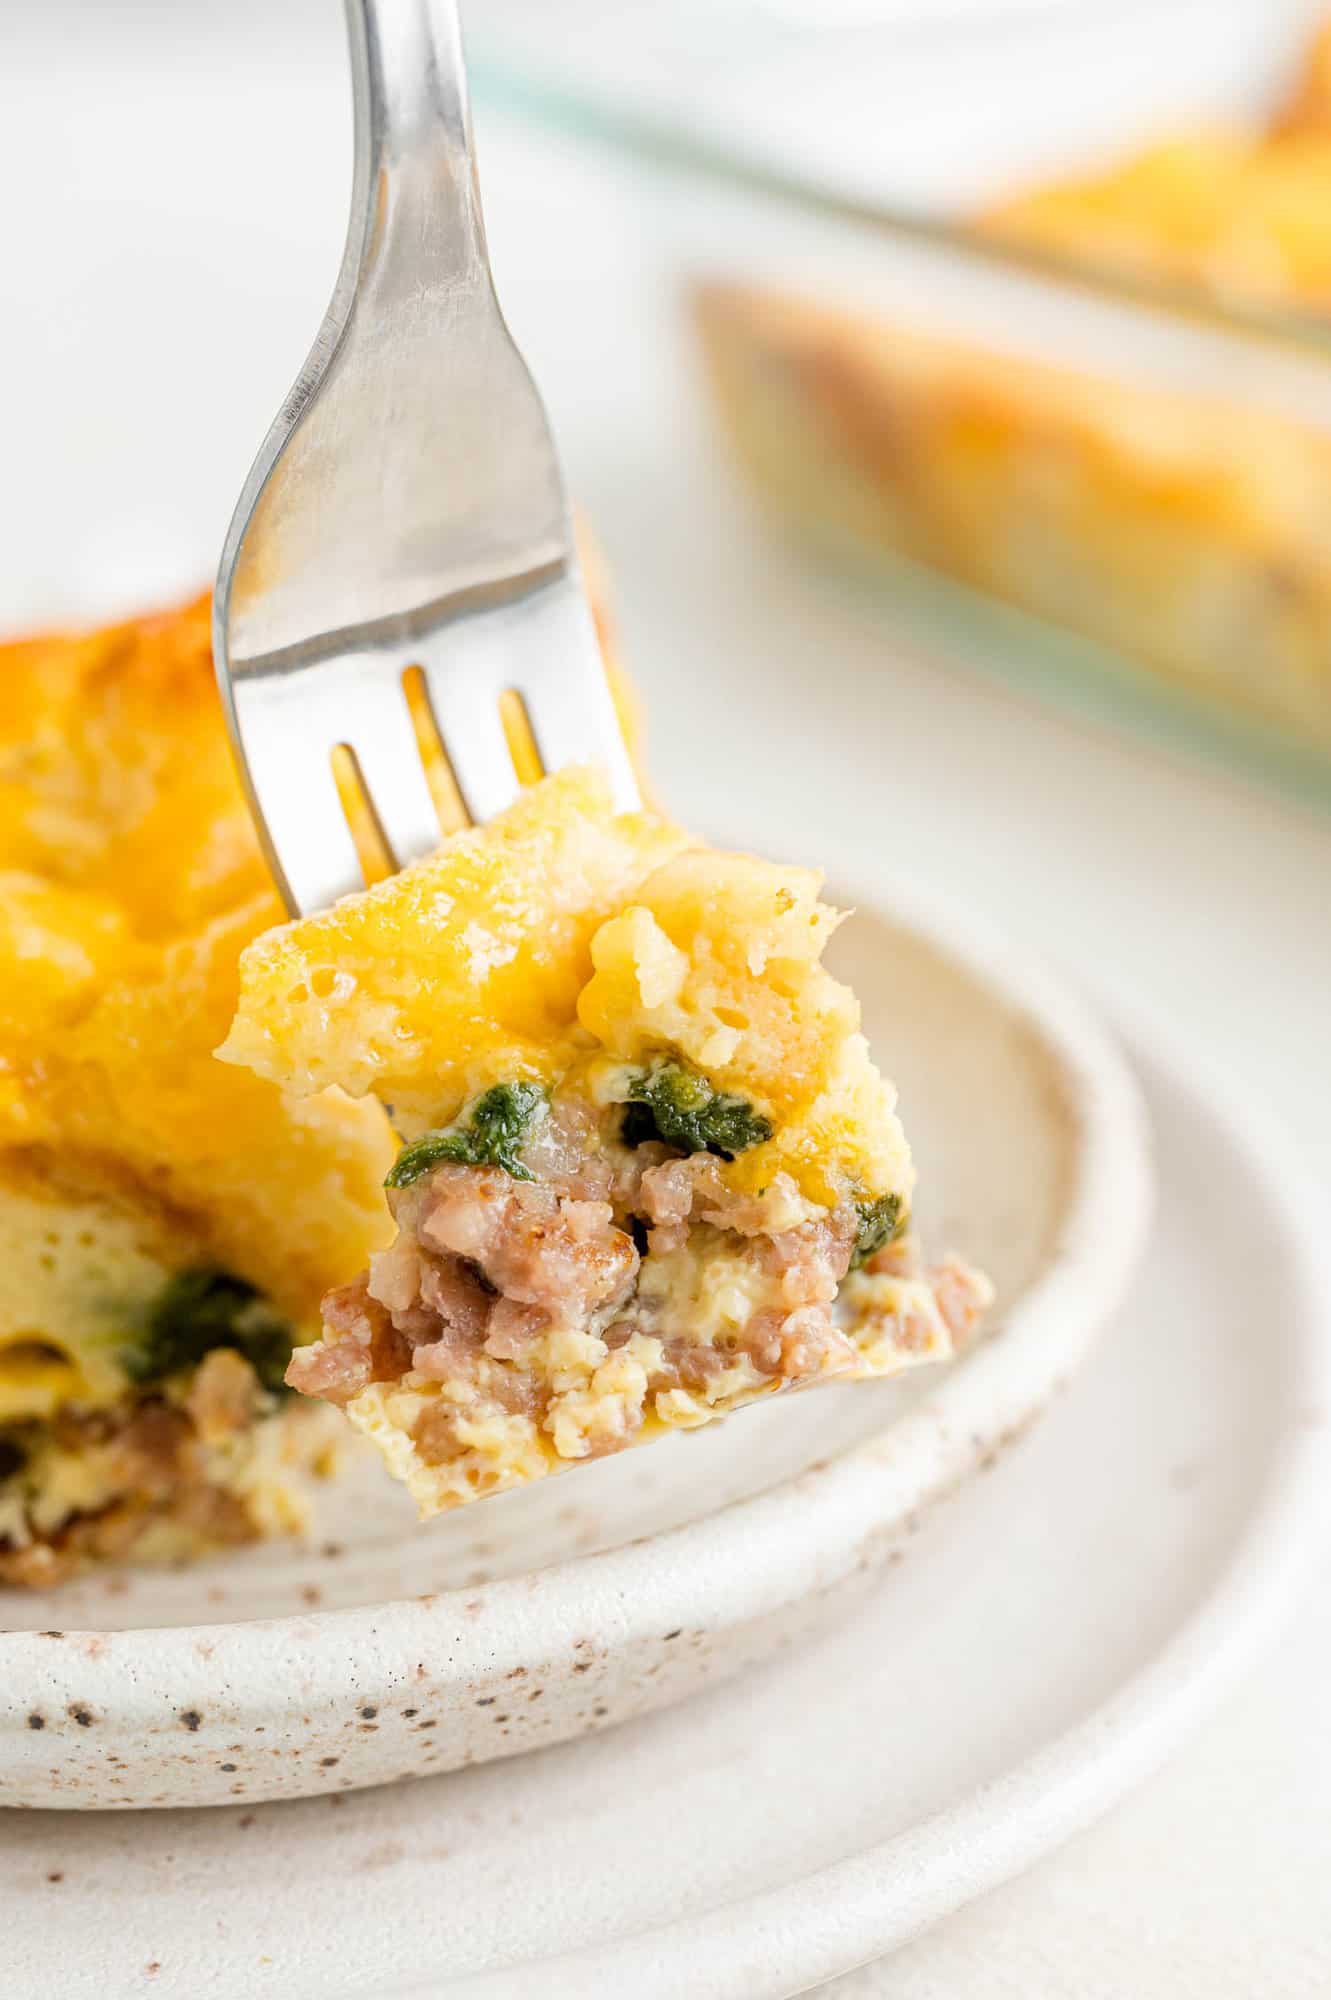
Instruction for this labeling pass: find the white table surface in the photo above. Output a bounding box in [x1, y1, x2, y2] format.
[3, 6, 1330, 1994]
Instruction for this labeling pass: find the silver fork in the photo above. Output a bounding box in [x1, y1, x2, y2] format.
[213, 0, 639, 918]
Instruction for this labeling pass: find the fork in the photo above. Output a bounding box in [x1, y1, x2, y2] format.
[213, 0, 639, 918]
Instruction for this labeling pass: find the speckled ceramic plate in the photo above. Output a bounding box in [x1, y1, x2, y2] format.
[5, 1022, 1327, 2000]
[0, 879, 1150, 1809]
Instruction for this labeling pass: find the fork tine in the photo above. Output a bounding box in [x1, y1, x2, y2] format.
[418, 607, 538, 825]
[421, 662, 524, 827]
[231, 685, 367, 916]
[492, 575, 639, 809]
[329, 664, 444, 872]
[518, 657, 640, 813]
[423, 582, 640, 820]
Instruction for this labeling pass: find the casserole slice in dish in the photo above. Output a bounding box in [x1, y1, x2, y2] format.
[0, 597, 395, 1584]
[695, 12, 1331, 758]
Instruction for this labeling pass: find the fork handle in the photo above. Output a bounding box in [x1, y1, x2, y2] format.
[344, 0, 491, 299]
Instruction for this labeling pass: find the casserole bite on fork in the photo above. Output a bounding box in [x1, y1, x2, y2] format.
[222, 768, 990, 1516]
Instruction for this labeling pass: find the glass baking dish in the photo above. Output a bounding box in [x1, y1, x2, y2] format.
[467, 0, 1331, 809]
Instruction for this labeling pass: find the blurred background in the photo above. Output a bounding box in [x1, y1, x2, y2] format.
[1, 5, 1328, 1981]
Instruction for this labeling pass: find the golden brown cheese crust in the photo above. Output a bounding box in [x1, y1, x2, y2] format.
[982, 131, 1331, 314]
[220, 767, 689, 1132]
[1271, 17, 1331, 140]
[223, 767, 914, 1212]
[984, 18, 1331, 312]
[0, 594, 277, 939]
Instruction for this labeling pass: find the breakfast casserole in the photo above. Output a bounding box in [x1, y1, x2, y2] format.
[0, 576, 641, 1583]
[222, 766, 990, 1516]
[0, 596, 396, 1584]
[695, 14, 1331, 752]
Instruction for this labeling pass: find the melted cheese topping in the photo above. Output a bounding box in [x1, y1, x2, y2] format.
[224, 768, 914, 1218]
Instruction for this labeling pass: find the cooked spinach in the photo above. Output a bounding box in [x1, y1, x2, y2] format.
[126, 1267, 294, 1394]
[849, 1192, 906, 1271]
[385, 1081, 547, 1189]
[622, 1060, 772, 1160]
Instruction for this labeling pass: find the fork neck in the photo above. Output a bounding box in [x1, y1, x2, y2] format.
[344, 0, 489, 292]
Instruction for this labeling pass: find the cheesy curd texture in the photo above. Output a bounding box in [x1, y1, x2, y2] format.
[696, 15, 1331, 751]
[223, 769, 990, 1517]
